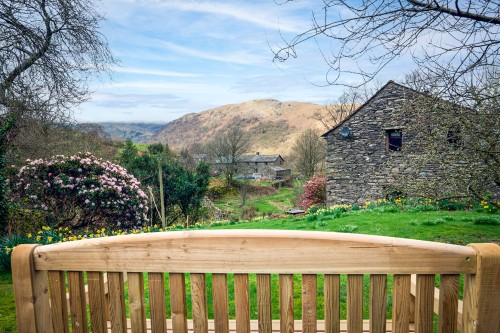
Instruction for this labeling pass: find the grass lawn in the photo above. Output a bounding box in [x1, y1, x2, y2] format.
[1, 208, 498, 331]
[212, 182, 300, 219]
[204, 209, 499, 245]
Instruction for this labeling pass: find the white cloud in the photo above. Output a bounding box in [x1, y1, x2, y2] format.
[144, 0, 305, 33]
[113, 67, 201, 77]
[159, 41, 263, 65]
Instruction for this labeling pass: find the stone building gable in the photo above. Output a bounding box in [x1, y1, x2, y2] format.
[323, 81, 434, 204]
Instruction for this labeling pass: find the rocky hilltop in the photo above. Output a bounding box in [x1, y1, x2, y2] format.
[152, 99, 329, 157]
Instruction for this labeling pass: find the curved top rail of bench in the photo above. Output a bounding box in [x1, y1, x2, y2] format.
[32, 230, 477, 274]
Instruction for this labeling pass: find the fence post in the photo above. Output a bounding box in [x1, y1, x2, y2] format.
[12, 244, 52, 333]
[463, 243, 500, 333]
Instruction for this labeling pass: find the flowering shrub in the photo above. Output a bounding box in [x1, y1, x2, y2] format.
[300, 174, 327, 209]
[12, 152, 149, 230]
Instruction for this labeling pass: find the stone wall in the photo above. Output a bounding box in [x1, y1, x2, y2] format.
[323, 81, 484, 205]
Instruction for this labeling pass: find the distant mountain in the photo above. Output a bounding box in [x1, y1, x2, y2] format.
[152, 99, 329, 157]
[97, 122, 165, 143]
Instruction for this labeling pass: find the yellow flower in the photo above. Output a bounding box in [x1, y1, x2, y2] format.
[4, 247, 11, 254]
[47, 236, 53, 243]
[27, 233, 32, 238]
[36, 236, 41, 242]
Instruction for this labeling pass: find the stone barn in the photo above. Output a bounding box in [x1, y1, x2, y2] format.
[322, 80, 498, 205]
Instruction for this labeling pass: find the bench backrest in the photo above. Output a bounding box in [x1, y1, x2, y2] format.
[12, 230, 500, 332]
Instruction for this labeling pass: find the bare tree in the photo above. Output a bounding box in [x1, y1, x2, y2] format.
[273, 1, 499, 89]
[0, 0, 115, 147]
[314, 86, 375, 130]
[291, 128, 326, 178]
[0, 0, 114, 233]
[206, 126, 250, 186]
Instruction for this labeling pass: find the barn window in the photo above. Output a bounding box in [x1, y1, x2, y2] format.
[447, 128, 461, 146]
[386, 129, 402, 151]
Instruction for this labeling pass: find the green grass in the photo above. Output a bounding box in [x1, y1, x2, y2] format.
[205, 209, 499, 244]
[213, 184, 298, 219]
[0, 272, 16, 333]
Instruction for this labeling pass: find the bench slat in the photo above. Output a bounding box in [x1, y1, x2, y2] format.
[235, 274, 251, 333]
[170, 273, 188, 333]
[302, 274, 317, 333]
[438, 274, 459, 333]
[87, 271, 107, 333]
[108, 272, 127, 333]
[279, 274, 294, 333]
[414, 275, 435, 333]
[324, 274, 340, 333]
[212, 273, 229, 333]
[68, 271, 88, 333]
[191, 273, 208, 333]
[33, 231, 477, 274]
[257, 274, 272, 333]
[370, 274, 387, 333]
[347, 274, 363, 333]
[149, 272, 167, 333]
[48, 270, 69, 333]
[128, 272, 147, 333]
[392, 274, 411, 333]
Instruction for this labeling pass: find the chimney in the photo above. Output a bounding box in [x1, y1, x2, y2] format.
[256, 152, 260, 156]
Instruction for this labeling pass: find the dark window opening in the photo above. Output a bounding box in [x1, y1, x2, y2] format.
[447, 129, 461, 146]
[386, 129, 402, 151]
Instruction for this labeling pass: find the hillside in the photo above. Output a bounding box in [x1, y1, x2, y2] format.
[97, 122, 165, 143]
[152, 99, 329, 156]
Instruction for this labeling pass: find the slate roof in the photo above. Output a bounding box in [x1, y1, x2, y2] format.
[321, 80, 448, 137]
[237, 154, 283, 163]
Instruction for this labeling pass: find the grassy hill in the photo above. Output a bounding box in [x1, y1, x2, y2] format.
[152, 99, 330, 156]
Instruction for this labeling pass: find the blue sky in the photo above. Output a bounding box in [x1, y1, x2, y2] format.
[78, 0, 412, 123]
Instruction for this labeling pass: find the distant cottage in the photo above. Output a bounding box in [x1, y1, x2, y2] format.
[322, 80, 497, 204]
[213, 152, 291, 179]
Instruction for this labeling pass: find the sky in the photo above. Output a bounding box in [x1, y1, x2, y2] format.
[78, 0, 413, 123]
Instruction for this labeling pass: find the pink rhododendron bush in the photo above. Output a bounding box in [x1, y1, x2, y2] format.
[12, 152, 149, 230]
[300, 174, 327, 209]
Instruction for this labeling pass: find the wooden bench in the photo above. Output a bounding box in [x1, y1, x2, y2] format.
[11, 230, 500, 333]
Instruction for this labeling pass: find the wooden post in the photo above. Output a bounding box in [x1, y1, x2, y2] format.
[463, 243, 500, 333]
[12, 244, 52, 333]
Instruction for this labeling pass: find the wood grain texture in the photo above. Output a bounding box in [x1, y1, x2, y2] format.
[87, 271, 107, 333]
[128, 272, 147, 333]
[170, 273, 188, 333]
[12, 244, 52, 333]
[32, 230, 477, 274]
[370, 274, 387, 333]
[464, 243, 500, 333]
[68, 271, 88, 333]
[212, 273, 229, 333]
[279, 274, 294, 333]
[393, 274, 411, 333]
[437, 275, 459, 333]
[48, 270, 69, 333]
[302, 274, 317, 333]
[148, 272, 167, 333]
[234, 274, 251, 333]
[257, 274, 272, 333]
[347, 274, 363, 333]
[107, 272, 127, 333]
[414, 275, 435, 333]
[191, 273, 208, 333]
[324, 274, 340, 333]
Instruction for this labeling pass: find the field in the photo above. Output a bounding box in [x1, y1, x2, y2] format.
[1, 203, 498, 331]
